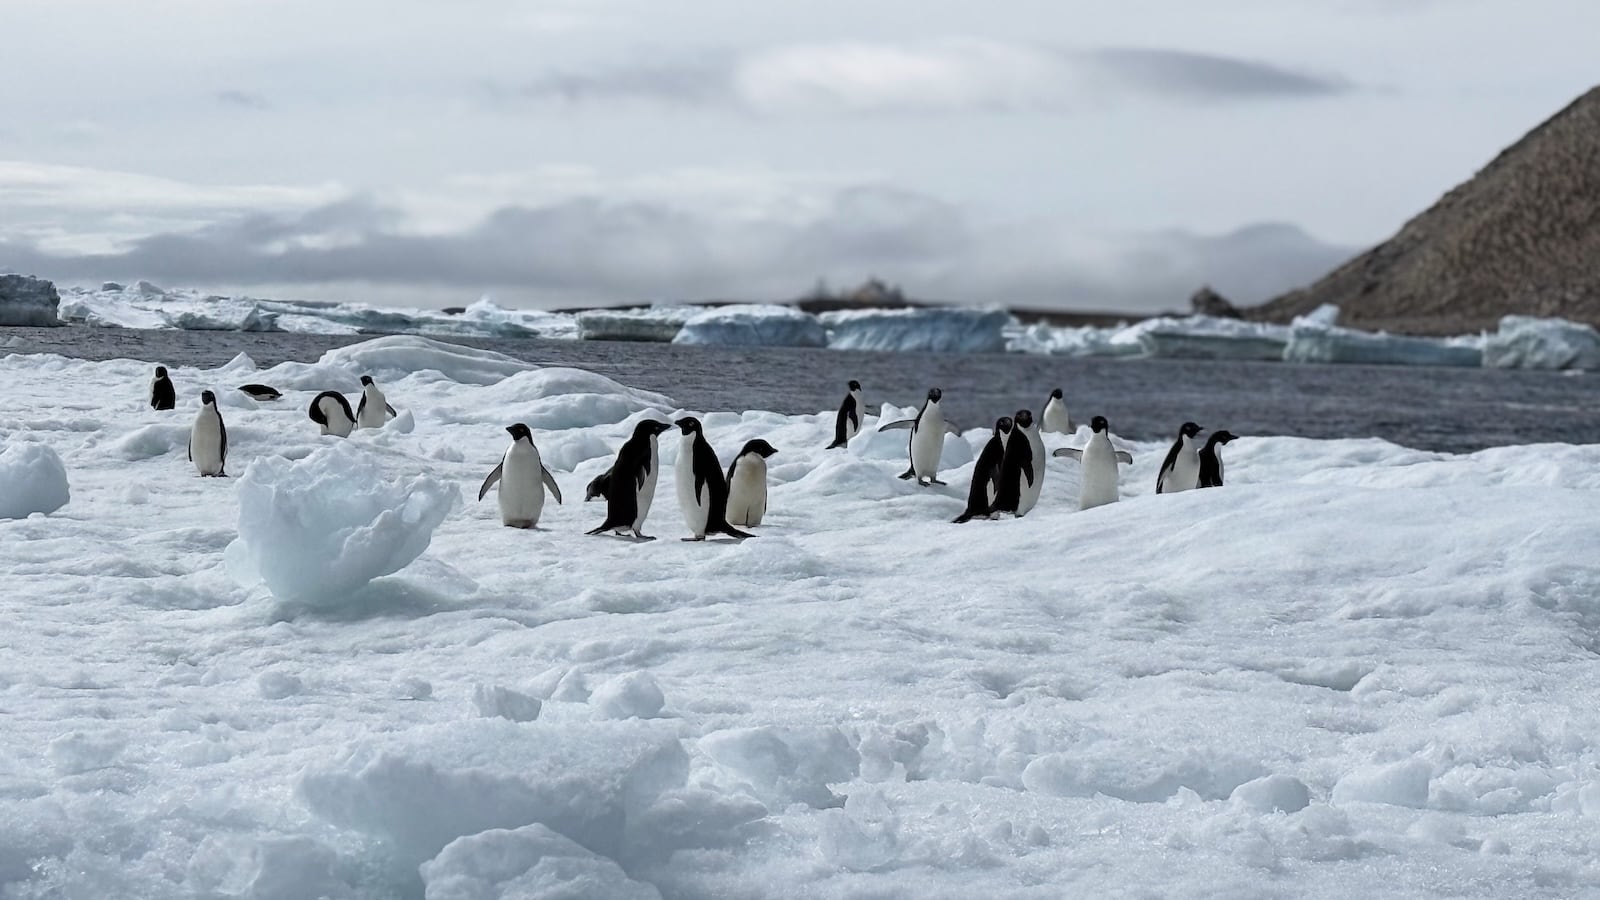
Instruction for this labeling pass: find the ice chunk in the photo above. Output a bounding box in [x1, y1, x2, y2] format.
[1129, 315, 1290, 361]
[419, 824, 662, 900]
[1229, 774, 1312, 813]
[225, 442, 457, 605]
[474, 685, 543, 723]
[0, 441, 70, 518]
[0, 274, 63, 326]
[576, 306, 698, 342]
[317, 335, 535, 386]
[1284, 319, 1482, 367]
[589, 672, 666, 720]
[1332, 758, 1432, 808]
[1483, 315, 1600, 370]
[673, 304, 827, 347]
[699, 725, 859, 809]
[822, 307, 1013, 353]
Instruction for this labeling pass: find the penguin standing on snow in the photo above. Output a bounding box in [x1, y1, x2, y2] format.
[725, 439, 778, 527]
[1053, 415, 1133, 510]
[953, 416, 1011, 523]
[478, 424, 563, 528]
[1198, 430, 1237, 488]
[150, 366, 176, 410]
[355, 375, 397, 429]
[1041, 388, 1071, 435]
[674, 417, 753, 541]
[1015, 409, 1046, 516]
[309, 391, 357, 437]
[878, 388, 960, 486]
[1155, 422, 1204, 494]
[587, 419, 672, 540]
[991, 409, 1037, 516]
[188, 390, 228, 477]
[825, 380, 864, 449]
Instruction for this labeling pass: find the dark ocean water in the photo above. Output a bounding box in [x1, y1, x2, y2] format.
[5, 325, 1597, 452]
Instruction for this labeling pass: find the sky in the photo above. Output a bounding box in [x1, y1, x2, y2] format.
[1, 0, 1596, 313]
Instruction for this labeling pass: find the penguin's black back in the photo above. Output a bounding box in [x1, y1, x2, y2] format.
[953, 429, 1007, 523]
[992, 427, 1034, 514]
[150, 374, 176, 410]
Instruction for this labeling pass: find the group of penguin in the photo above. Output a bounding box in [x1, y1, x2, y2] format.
[148, 365, 1238, 542]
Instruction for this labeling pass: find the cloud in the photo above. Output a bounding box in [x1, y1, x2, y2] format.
[215, 90, 272, 110]
[506, 40, 1349, 115]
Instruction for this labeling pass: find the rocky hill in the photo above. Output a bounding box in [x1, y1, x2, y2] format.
[1248, 86, 1600, 334]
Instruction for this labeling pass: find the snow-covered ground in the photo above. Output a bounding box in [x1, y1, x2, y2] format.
[3, 336, 1600, 899]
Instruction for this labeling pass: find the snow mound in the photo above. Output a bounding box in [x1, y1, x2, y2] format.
[421, 824, 662, 900]
[699, 725, 859, 810]
[450, 369, 674, 431]
[0, 441, 70, 518]
[318, 336, 534, 385]
[673, 304, 827, 348]
[0, 274, 63, 326]
[1229, 774, 1312, 813]
[576, 306, 698, 342]
[589, 671, 666, 719]
[822, 307, 1013, 353]
[1332, 758, 1432, 808]
[1285, 318, 1482, 367]
[1483, 315, 1600, 370]
[225, 442, 457, 605]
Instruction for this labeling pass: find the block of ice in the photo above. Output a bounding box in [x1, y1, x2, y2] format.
[1331, 758, 1432, 808]
[317, 335, 535, 386]
[0, 441, 70, 518]
[589, 671, 666, 719]
[672, 304, 827, 348]
[1284, 319, 1482, 367]
[698, 725, 859, 809]
[0, 274, 63, 326]
[576, 306, 699, 342]
[420, 825, 662, 900]
[224, 442, 457, 605]
[1483, 315, 1600, 370]
[822, 307, 1013, 353]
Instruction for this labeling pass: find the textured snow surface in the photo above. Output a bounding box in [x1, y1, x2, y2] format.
[2, 337, 1600, 899]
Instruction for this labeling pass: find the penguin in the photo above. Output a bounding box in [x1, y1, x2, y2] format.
[1198, 430, 1237, 488]
[1041, 388, 1071, 435]
[953, 416, 1011, 523]
[673, 416, 753, 541]
[1155, 421, 1204, 494]
[355, 375, 397, 429]
[991, 409, 1037, 516]
[478, 423, 563, 528]
[587, 419, 673, 539]
[725, 439, 778, 527]
[309, 391, 356, 438]
[825, 380, 864, 449]
[877, 388, 960, 486]
[150, 366, 176, 411]
[237, 384, 282, 401]
[188, 390, 227, 477]
[1053, 415, 1134, 510]
[1015, 409, 1046, 516]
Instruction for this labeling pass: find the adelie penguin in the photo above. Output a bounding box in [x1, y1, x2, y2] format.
[587, 419, 673, 540]
[953, 416, 1011, 523]
[149, 366, 176, 411]
[878, 388, 960, 486]
[355, 375, 397, 429]
[1040, 388, 1071, 435]
[309, 391, 357, 438]
[188, 390, 228, 477]
[1053, 415, 1133, 510]
[991, 409, 1038, 517]
[1198, 430, 1237, 488]
[478, 424, 563, 528]
[237, 384, 282, 401]
[673, 416, 753, 541]
[1155, 421, 1204, 494]
[825, 380, 864, 449]
[725, 439, 778, 527]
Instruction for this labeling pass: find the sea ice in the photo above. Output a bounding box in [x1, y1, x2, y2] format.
[672, 304, 827, 348]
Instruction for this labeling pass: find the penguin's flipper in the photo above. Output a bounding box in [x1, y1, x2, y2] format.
[541, 466, 563, 504]
[386, 403, 397, 418]
[878, 419, 914, 431]
[1053, 448, 1083, 461]
[477, 461, 504, 501]
[1114, 451, 1134, 465]
[1021, 459, 1034, 488]
[356, 393, 368, 419]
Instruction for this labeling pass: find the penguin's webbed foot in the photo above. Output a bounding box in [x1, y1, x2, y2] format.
[898, 469, 915, 480]
[929, 478, 947, 486]
[682, 535, 706, 542]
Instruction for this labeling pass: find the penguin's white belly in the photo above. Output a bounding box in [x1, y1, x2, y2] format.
[1017, 429, 1046, 515]
[675, 444, 710, 536]
[357, 388, 388, 429]
[726, 458, 767, 527]
[1164, 453, 1200, 493]
[320, 400, 354, 437]
[497, 447, 545, 526]
[191, 412, 224, 475]
[633, 445, 659, 532]
[1042, 400, 1070, 434]
[1078, 440, 1121, 510]
[910, 416, 944, 477]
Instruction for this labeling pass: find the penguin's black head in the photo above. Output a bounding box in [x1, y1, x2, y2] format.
[506, 423, 532, 441]
[633, 419, 672, 438]
[360, 375, 374, 386]
[200, 390, 216, 405]
[927, 388, 942, 402]
[1208, 429, 1238, 446]
[1014, 409, 1033, 429]
[1050, 388, 1063, 399]
[675, 416, 702, 434]
[848, 380, 861, 392]
[995, 416, 1013, 434]
[742, 439, 778, 458]
[155, 366, 168, 378]
[1091, 415, 1109, 433]
[1179, 421, 1202, 438]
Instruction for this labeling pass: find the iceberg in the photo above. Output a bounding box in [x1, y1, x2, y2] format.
[822, 306, 1013, 353]
[576, 306, 699, 342]
[1284, 317, 1483, 367]
[1482, 315, 1600, 370]
[1126, 315, 1290, 361]
[0, 274, 63, 327]
[673, 304, 827, 348]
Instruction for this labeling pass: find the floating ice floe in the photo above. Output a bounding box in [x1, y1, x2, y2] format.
[673, 304, 827, 348]
[576, 305, 699, 342]
[821, 306, 1013, 353]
